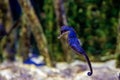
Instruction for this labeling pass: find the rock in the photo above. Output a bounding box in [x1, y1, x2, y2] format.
[0, 69, 13, 80]
[56, 62, 69, 70]
[70, 60, 88, 73]
[70, 60, 85, 67]
[74, 67, 120, 80]
[0, 75, 7, 80]
[104, 60, 116, 69]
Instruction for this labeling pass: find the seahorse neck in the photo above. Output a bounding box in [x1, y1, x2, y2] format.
[68, 30, 77, 38]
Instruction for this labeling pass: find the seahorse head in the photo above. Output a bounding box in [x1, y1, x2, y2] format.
[58, 26, 70, 39]
[60, 26, 71, 34]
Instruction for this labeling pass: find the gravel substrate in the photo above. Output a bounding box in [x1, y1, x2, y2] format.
[0, 60, 120, 80]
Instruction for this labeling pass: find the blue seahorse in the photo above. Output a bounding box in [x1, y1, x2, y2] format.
[58, 26, 93, 76]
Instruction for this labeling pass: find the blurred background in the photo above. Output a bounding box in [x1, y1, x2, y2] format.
[0, 0, 120, 68]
